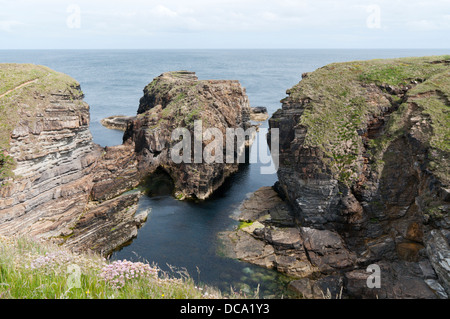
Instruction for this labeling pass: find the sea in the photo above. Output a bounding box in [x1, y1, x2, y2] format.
[1, 49, 448, 297]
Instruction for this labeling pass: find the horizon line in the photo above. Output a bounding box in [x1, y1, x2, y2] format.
[0, 48, 449, 51]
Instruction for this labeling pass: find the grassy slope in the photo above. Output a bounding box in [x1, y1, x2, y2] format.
[285, 55, 450, 185]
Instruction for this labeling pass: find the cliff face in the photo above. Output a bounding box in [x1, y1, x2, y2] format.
[0, 64, 146, 255]
[0, 64, 96, 238]
[264, 56, 450, 298]
[0, 66, 253, 254]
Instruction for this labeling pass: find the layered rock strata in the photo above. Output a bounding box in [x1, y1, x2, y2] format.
[0, 64, 147, 255]
[0, 66, 253, 254]
[223, 56, 449, 299]
[225, 186, 445, 298]
[250, 106, 269, 121]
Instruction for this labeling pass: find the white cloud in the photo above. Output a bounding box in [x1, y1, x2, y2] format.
[0, 20, 23, 32]
[407, 19, 440, 31]
[0, 0, 449, 48]
[152, 5, 178, 18]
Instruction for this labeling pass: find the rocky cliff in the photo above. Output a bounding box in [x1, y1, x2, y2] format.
[0, 64, 146, 255]
[122, 70, 253, 200]
[0, 66, 253, 255]
[224, 56, 450, 299]
[270, 55, 450, 298]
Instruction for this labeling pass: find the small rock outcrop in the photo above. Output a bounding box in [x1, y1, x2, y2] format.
[100, 115, 136, 131]
[221, 56, 449, 299]
[250, 106, 269, 121]
[123, 71, 254, 200]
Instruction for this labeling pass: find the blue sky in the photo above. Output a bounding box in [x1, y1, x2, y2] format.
[1, 0, 449, 49]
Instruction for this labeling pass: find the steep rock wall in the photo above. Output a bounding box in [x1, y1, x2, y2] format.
[268, 56, 450, 298]
[0, 64, 146, 255]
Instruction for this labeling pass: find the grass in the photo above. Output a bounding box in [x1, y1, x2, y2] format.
[0, 235, 238, 299]
[0, 151, 15, 181]
[358, 56, 450, 86]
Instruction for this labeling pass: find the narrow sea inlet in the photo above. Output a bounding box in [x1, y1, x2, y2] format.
[1, 49, 448, 298]
[111, 125, 291, 297]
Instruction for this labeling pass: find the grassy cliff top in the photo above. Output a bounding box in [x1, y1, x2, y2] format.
[0, 64, 80, 98]
[0, 64, 82, 180]
[283, 55, 450, 184]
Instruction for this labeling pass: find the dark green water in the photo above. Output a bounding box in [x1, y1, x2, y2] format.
[112, 123, 294, 298]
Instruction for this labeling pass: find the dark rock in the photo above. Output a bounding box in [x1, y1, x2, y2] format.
[426, 230, 450, 295]
[124, 71, 254, 200]
[345, 261, 441, 299]
[64, 192, 148, 256]
[288, 278, 320, 299]
[267, 56, 450, 298]
[300, 227, 356, 273]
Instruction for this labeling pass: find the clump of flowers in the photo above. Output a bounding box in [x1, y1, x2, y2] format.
[98, 260, 158, 289]
[23, 249, 106, 274]
[28, 251, 67, 270]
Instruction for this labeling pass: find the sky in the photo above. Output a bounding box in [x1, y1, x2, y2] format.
[0, 0, 449, 49]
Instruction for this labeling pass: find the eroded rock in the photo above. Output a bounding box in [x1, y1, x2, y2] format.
[0, 66, 257, 256]
[250, 106, 269, 121]
[100, 115, 136, 131]
[124, 71, 254, 200]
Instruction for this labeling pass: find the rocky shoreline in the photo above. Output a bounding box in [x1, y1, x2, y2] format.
[101, 105, 268, 132]
[221, 185, 447, 298]
[1, 56, 449, 299]
[220, 56, 450, 299]
[0, 67, 254, 255]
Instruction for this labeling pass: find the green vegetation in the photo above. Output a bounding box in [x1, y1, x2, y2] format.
[0, 152, 15, 184]
[238, 221, 254, 230]
[140, 72, 220, 132]
[286, 55, 450, 185]
[358, 57, 449, 86]
[175, 192, 185, 200]
[0, 235, 228, 299]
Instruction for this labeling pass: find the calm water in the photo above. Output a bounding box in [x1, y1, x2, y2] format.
[1, 49, 448, 297]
